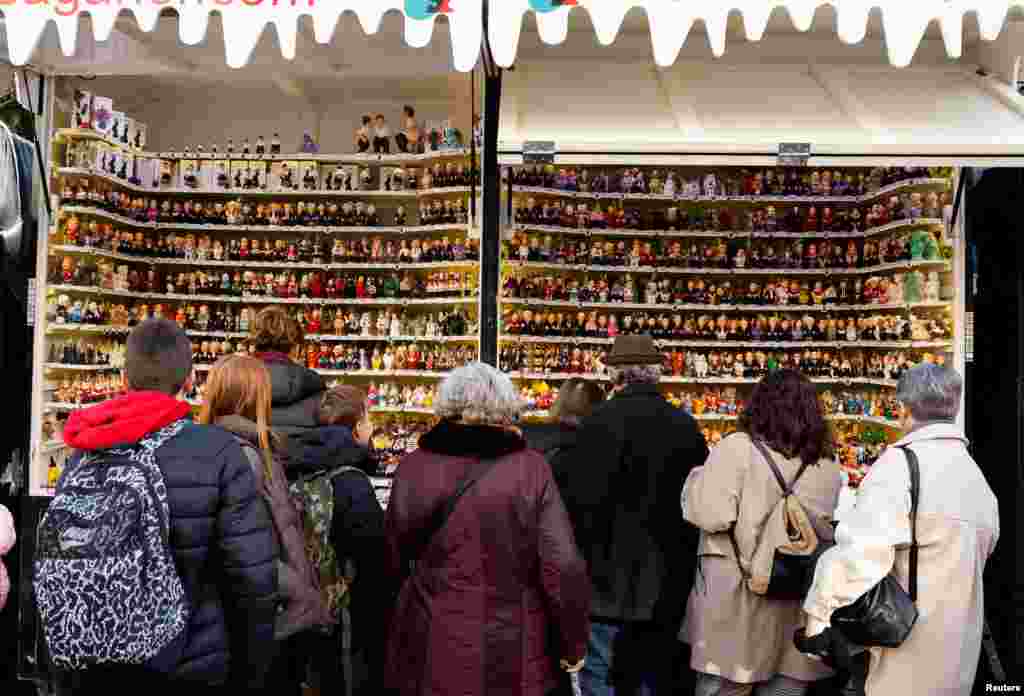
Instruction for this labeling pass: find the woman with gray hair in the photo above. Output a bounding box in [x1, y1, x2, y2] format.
[383, 362, 592, 696]
[798, 363, 1000, 696]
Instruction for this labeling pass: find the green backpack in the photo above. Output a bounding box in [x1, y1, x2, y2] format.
[289, 466, 364, 625]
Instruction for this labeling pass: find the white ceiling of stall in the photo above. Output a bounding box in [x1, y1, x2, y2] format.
[497, 7, 1024, 158]
[2, 4, 1022, 158]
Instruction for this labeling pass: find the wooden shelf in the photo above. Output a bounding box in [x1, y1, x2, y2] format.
[511, 177, 949, 206]
[47, 284, 479, 307]
[59, 205, 473, 234]
[507, 372, 901, 387]
[51, 244, 480, 272]
[513, 217, 944, 241]
[58, 168, 473, 198]
[499, 335, 952, 350]
[499, 297, 951, 312]
[501, 259, 951, 276]
[55, 128, 473, 165]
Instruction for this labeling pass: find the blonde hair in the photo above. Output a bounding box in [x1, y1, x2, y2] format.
[198, 354, 274, 482]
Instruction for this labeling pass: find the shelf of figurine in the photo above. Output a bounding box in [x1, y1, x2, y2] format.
[45, 258, 480, 305]
[831, 421, 899, 488]
[366, 382, 438, 414]
[510, 197, 947, 240]
[43, 294, 477, 344]
[57, 117, 472, 163]
[47, 373, 126, 408]
[499, 342, 948, 384]
[501, 231, 949, 274]
[499, 307, 953, 347]
[44, 337, 126, 370]
[188, 339, 477, 377]
[56, 153, 477, 197]
[51, 226, 479, 270]
[365, 416, 435, 480]
[500, 269, 948, 310]
[56, 180, 474, 229]
[507, 165, 951, 205]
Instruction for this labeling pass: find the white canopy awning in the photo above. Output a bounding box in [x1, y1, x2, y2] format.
[1, 1, 1021, 74]
[0, 1, 482, 71]
[490, 1, 1024, 69]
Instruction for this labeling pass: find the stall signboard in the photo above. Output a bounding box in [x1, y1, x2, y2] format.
[523, 140, 557, 163]
[1, 1, 1020, 75]
[0, 0, 483, 71]
[777, 142, 812, 167]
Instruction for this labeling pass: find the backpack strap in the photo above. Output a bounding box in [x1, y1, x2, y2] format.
[730, 437, 810, 580]
[895, 445, 921, 602]
[751, 438, 810, 497]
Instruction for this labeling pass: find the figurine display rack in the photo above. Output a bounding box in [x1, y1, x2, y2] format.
[35, 127, 482, 493]
[499, 163, 958, 459]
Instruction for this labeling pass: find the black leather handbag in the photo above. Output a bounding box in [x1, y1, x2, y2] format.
[831, 445, 921, 648]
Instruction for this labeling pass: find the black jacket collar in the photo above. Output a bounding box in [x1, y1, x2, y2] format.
[611, 382, 664, 401]
[419, 419, 526, 459]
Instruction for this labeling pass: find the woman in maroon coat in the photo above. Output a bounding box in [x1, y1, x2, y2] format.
[384, 363, 591, 696]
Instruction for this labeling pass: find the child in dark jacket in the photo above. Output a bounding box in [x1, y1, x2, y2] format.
[50, 320, 277, 695]
[281, 386, 390, 696]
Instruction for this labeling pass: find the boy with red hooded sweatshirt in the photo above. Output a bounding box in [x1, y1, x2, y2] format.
[51, 319, 278, 695]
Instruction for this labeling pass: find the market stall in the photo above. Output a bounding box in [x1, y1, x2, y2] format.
[1, 0, 1022, 687]
[2, 4, 489, 685]
[489, 3, 1023, 487]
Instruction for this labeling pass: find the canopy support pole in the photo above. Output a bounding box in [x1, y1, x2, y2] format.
[479, 69, 502, 367]
[479, 0, 502, 367]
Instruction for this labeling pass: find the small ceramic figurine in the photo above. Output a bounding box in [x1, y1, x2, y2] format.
[373, 114, 392, 154]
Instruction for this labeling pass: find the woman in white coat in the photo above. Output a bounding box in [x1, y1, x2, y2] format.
[799, 364, 999, 696]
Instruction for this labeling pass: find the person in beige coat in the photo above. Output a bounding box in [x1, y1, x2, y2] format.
[681, 369, 842, 696]
[800, 364, 999, 696]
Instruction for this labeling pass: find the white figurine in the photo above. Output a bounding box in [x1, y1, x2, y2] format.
[694, 353, 709, 379]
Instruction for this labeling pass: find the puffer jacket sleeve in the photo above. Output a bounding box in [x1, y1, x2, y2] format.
[536, 464, 591, 663]
[214, 439, 279, 689]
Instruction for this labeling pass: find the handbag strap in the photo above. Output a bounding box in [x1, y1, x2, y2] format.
[729, 438, 810, 579]
[409, 455, 500, 573]
[895, 445, 921, 602]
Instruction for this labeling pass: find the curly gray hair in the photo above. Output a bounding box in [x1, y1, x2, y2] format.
[608, 364, 662, 387]
[896, 363, 962, 423]
[435, 362, 524, 425]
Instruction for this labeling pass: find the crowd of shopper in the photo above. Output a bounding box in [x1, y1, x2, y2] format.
[26, 309, 1000, 696]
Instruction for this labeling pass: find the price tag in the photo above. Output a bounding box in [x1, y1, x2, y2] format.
[26, 279, 35, 326]
[778, 142, 811, 167]
[523, 141, 557, 164]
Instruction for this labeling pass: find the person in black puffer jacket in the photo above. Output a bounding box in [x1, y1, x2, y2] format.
[55, 320, 277, 696]
[281, 385, 390, 696]
[522, 378, 606, 496]
[249, 307, 326, 435]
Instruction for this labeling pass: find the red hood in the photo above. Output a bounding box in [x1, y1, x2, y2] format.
[63, 391, 192, 451]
